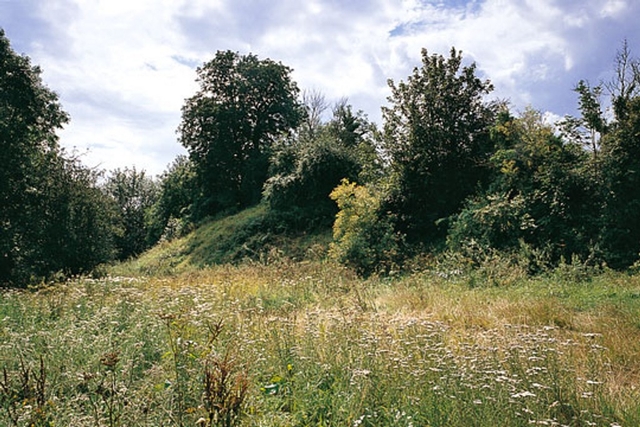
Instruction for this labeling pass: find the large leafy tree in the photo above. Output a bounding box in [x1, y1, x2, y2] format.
[382, 48, 496, 244]
[599, 42, 640, 267]
[600, 97, 640, 267]
[178, 51, 304, 218]
[1, 29, 68, 281]
[1, 29, 117, 284]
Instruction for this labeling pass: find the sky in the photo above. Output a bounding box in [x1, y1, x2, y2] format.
[1, 0, 639, 176]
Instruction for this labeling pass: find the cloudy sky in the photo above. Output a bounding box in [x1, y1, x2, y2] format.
[1, 0, 638, 176]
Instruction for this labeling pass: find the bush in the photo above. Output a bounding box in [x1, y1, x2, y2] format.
[264, 134, 360, 228]
[448, 192, 535, 253]
[329, 180, 403, 276]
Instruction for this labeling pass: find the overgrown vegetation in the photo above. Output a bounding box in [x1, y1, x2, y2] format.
[0, 29, 118, 285]
[4, 25, 640, 285]
[4, 17, 640, 427]
[1, 261, 639, 425]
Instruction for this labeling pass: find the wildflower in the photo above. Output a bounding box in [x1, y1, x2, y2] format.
[582, 333, 601, 338]
[531, 383, 549, 389]
[511, 391, 536, 398]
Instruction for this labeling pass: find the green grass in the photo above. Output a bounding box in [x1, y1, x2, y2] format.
[113, 204, 332, 277]
[1, 259, 639, 426]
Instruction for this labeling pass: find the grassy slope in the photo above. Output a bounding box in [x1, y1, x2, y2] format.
[1, 209, 640, 426]
[114, 204, 332, 276]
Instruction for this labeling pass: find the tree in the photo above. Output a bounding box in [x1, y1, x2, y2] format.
[103, 167, 159, 260]
[1, 29, 70, 284]
[600, 97, 640, 267]
[31, 153, 119, 276]
[178, 51, 304, 218]
[1, 29, 122, 285]
[449, 108, 596, 263]
[382, 47, 496, 244]
[558, 80, 607, 158]
[300, 89, 329, 139]
[598, 41, 640, 268]
[146, 155, 197, 243]
[605, 39, 640, 122]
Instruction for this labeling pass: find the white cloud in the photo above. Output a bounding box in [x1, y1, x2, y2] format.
[600, 0, 627, 18]
[3, 0, 638, 175]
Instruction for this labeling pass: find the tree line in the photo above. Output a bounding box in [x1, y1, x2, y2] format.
[2, 27, 640, 286]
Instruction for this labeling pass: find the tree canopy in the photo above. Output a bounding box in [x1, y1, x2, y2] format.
[264, 98, 378, 229]
[178, 50, 304, 218]
[1, 29, 117, 285]
[382, 47, 496, 244]
[4, 25, 640, 284]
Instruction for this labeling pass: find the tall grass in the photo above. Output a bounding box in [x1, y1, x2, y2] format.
[1, 260, 639, 426]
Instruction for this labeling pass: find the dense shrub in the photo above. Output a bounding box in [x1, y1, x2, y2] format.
[329, 180, 403, 276]
[264, 101, 379, 230]
[264, 134, 361, 228]
[448, 193, 535, 253]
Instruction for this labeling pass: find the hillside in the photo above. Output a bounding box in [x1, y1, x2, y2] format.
[114, 204, 332, 277]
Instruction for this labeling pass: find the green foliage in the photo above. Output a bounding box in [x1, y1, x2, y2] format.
[329, 180, 403, 276]
[450, 108, 599, 266]
[558, 80, 608, 159]
[264, 135, 359, 229]
[178, 51, 304, 218]
[264, 101, 379, 230]
[382, 47, 496, 243]
[146, 155, 197, 244]
[1, 30, 117, 286]
[103, 167, 159, 260]
[448, 192, 535, 253]
[1, 28, 66, 284]
[593, 41, 640, 268]
[34, 155, 120, 276]
[600, 96, 640, 267]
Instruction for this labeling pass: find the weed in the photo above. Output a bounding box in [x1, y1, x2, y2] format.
[202, 350, 249, 427]
[0, 355, 51, 426]
[0, 264, 638, 425]
[78, 351, 126, 427]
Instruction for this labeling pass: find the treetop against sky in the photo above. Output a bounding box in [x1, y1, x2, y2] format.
[1, 0, 638, 175]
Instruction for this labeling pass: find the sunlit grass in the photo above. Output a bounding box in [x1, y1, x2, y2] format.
[1, 260, 639, 425]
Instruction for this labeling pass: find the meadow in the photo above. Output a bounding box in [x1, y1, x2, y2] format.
[1, 257, 640, 426]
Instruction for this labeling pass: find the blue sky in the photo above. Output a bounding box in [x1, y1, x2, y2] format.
[1, 0, 639, 175]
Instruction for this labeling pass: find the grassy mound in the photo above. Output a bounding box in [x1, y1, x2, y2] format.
[114, 204, 332, 276]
